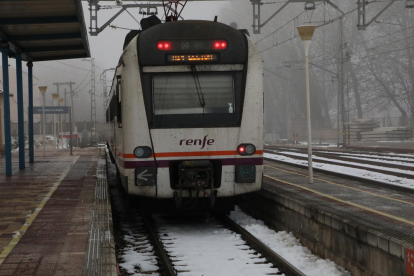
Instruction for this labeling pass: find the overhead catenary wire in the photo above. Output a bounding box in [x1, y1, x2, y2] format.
[312, 27, 414, 68]
[56, 61, 90, 72]
[309, 44, 414, 69]
[74, 80, 92, 94]
[266, 14, 413, 68]
[257, 2, 375, 55]
[72, 71, 91, 92]
[36, 64, 88, 76]
[255, 2, 323, 45]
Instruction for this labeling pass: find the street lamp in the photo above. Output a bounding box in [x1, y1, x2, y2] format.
[297, 25, 316, 184]
[58, 98, 64, 149]
[39, 86, 47, 157]
[51, 92, 59, 149]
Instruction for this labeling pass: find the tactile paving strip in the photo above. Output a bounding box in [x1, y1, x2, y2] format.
[85, 156, 117, 276]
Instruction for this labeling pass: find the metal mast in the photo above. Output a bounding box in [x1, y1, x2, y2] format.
[100, 68, 116, 108]
[83, 58, 97, 141]
[91, 58, 96, 141]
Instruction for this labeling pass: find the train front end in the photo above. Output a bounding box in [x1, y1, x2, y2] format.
[119, 20, 263, 212]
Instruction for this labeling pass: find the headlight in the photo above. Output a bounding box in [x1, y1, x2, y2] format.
[245, 144, 256, 155]
[133, 146, 153, 158]
[237, 144, 256, 156]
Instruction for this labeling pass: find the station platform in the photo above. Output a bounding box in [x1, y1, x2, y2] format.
[0, 149, 116, 276]
[241, 160, 414, 276]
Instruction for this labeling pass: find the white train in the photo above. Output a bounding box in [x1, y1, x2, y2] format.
[106, 19, 263, 213]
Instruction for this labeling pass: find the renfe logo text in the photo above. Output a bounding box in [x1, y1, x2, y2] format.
[180, 135, 215, 149]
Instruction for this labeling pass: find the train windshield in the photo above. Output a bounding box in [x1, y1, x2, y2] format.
[153, 74, 234, 115]
[143, 71, 244, 128]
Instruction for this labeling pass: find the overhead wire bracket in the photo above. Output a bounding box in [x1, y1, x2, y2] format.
[357, 0, 397, 30]
[88, 1, 163, 36]
[161, 0, 188, 21]
[406, 0, 414, 8]
[251, 0, 343, 34]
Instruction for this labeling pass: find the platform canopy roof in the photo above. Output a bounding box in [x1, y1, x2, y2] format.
[0, 0, 90, 62]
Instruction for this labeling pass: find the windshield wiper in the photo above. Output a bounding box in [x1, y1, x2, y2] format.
[190, 65, 206, 110]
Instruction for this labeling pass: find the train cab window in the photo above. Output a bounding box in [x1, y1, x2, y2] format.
[144, 72, 244, 129]
[153, 75, 234, 115]
[109, 95, 118, 122]
[116, 78, 123, 128]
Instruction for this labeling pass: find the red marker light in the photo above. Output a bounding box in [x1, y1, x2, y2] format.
[213, 40, 228, 50]
[157, 41, 172, 51]
[237, 145, 246, 155]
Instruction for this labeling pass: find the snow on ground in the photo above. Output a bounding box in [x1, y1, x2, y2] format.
[317, 151, 414, 162]
[107, 156, 160, 276]
[155, 215, 281, 276]
[11, 135, 71, 153]
[119, 231, 159, 276]
[276, 151, 414, 176]
[265, 152, 414, 188]
[321, 155, 414, 167]
[377, 139, 414, 143]
[229, 207, 350, 276]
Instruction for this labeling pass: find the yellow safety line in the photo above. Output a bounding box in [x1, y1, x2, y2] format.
[0, 156, 80, 266]
[265, 164, 414, 207]
[264, 173, 414, 226]
[60, 252, 85, 255]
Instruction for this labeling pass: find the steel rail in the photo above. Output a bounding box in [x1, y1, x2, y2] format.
[266, 145, 414, 161]
[216, 214, 306, 276]
[266, 145, 414, 156]
[264, 150, 414, 180]
[311, 152, 414, 168]
[137, 208, 177, 276]
[265, 149, 414, 170]
[264, 157, 414, 195]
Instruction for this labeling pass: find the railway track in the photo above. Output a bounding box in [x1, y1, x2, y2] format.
[108, 164, 305, 276]
[263, 157, 414, 194]
[138, 211, 305, 276]
[266, 145, 414, 161]
[264, 150, 414, 179]
[264, 146, 414, 181]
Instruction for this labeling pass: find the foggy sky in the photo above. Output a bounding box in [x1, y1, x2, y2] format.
[0, 1, 226, 124]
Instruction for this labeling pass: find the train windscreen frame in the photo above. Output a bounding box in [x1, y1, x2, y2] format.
[142, 71, 244, 129]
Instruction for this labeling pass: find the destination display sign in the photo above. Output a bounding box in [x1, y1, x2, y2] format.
[167, 54, 219, 63]
[33, 106, 69, 114]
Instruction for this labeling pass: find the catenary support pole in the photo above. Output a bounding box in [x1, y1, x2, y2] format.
[27, 62, 34, 163]
[69, 107, 73, 156]
[304, 50, 313, 184]
[16, 53, 25, 170]
[1, 47, 12, 175]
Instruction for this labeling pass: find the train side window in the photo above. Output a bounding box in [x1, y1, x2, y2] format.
[109, 94, 117, 122]
[116, 76, 123, 128]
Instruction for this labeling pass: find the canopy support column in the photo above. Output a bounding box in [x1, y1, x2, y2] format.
[1, 47, 12, 175]
[16, 53, 25, 170]
[27, 62, 34, 163]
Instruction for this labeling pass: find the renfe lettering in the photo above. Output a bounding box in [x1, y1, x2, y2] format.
[179, 135, 215, 149]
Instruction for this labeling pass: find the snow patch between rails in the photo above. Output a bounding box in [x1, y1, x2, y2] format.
[119, 233, 159, 276]
[229, 208, 350, 276]
[156, 215, 280, 276]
